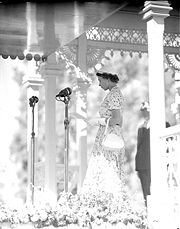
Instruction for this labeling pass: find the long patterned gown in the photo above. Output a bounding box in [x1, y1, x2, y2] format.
[81, 85, 125, 198]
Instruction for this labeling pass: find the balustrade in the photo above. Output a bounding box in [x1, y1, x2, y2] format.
[160, 124, 180, 228]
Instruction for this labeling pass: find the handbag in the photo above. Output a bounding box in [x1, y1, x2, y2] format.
[102, 118, 125, 150]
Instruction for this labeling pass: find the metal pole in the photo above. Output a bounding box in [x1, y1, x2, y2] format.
[31, 105, 35, 203]
[64, 100, 70, 192]
[29, 96, 38, 204]
[55, 94, 71, 193]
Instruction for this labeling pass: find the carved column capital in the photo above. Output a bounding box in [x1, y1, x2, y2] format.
[23, 77, 44, 90]
[40, 62, 62, 79]
[23, 60, 44, 90]
[142, 1, 172, 22]
[39, 53, 63, 79]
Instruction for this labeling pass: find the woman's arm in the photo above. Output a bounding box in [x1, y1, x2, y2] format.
[108, 109, 123, 126]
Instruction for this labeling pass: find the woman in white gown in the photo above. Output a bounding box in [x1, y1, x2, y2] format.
[81, 72, 125, 198]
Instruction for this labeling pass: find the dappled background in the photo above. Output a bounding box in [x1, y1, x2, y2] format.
[0, 51, 176, 205]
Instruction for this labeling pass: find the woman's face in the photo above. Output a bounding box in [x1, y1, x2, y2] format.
[97, 76, 109, 90]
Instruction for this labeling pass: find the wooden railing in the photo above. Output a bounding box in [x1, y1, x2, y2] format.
[160, 124, 180, 228]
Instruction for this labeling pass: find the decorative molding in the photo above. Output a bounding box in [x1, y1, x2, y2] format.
[87, 47, 146, 70]
[86, 26, 148, 46]
[58, 46, 146, 71]
[166, 54, 180, 71]
[87, 26, 180, 49]
[56, 27, 180, 71]
[86, 46, 106, 68]
[56, 45, 78, 66]
[164, 32, 180, 48]
[0, 52, 48, 61]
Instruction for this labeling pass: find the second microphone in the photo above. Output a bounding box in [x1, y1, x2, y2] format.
[56, 87, 72, 98]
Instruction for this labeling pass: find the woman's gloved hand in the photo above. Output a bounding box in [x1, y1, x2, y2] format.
[70, 112, 107, 126]
[87, 118, 107, 126]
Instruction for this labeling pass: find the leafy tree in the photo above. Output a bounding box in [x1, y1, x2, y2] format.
[9, 66, 28, 202]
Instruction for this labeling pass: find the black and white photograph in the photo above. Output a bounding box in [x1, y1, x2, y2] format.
[0, 1, 179, 229]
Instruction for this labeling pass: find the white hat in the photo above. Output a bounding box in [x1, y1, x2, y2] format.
[140, 101, 150, 111]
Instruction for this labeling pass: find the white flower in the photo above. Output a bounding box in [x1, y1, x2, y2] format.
[30, 212, 39, 222]
[0, 190, 147, 228]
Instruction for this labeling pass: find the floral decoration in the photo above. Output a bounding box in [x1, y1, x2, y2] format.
[0, 189, 148, 228]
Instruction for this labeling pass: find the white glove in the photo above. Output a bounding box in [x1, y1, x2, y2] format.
[98, 118, 107, 125]
[87, 118, 106, 126]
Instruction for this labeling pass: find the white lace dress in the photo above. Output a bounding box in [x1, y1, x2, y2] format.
[81, 85, 125, 198]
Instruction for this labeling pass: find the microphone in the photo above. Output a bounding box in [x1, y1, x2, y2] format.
[29, 96, 39, 107]
[56, 87, 72, 98]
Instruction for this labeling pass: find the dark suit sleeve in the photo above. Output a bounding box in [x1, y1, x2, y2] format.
[135, 128, 143, 170]
[137, 128, 143, 151]
[135, 127, 150, 171]
[166, 121, 170, 128]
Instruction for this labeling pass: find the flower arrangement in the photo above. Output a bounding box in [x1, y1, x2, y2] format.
[0, 189, 148, 229]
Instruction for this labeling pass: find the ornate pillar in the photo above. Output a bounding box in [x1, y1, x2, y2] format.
[76, 34, 91, 188]
[40, 53, 61, 202]
[171, 71, 180, 123]
[142, 1, 172, 227]
[23, 60, 44, 203]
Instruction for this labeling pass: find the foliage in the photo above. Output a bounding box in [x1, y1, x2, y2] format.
[7, 51, 176, 203]
[0, 190, 148, 228]
[9, 66, 28, 202]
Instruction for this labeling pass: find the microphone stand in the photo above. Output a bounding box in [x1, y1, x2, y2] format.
[56, 95, 71, 192]
[29, 96, 38, 204]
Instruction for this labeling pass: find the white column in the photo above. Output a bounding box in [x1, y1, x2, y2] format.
[26, 2, 38, 51]
[23, 60, 44, 203]
[40, 53, 61, 202]
[76, 34, 90, 188]
[76, 79, 89, 188]
[142, 1, 172, 228]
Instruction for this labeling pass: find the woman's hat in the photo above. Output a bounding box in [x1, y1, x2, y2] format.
[140, 101, 150, 111]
